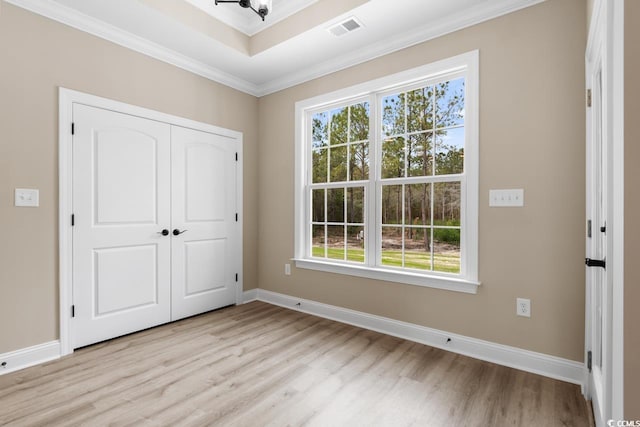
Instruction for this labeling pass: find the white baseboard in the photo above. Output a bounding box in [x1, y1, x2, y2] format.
[0, 341, 61, 375]
[242, 288, 258, 303]
[246, 289, 585, 388]
[2, 293, 586, 389]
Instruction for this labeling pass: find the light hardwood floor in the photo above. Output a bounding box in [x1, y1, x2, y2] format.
[0, 301, 592, 427]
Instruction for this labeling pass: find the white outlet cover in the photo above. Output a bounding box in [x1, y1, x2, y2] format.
[15, 188, 39, 207]
[489, 189, 524, 207]
[516, 298, 531, 317]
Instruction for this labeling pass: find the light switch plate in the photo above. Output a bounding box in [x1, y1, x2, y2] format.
[489, 189, 524, 207]
[15, 188, 39, 207]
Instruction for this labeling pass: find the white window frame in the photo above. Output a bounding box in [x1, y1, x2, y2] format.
[294, 51, 479, 294]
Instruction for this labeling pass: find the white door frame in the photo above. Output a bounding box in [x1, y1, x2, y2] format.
[58, 87, 244, 356]
[585, 0, 624, 422]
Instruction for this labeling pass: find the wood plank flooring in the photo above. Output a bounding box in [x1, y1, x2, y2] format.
[0, 301, 592, 427]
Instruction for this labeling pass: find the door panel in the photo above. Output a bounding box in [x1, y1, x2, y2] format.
[95, 131, 158, 225]
[184, 239, 227, 295]
[73, 104, 172, 349]
[171, 126, 237, 320]
[185, 144, 227, 221]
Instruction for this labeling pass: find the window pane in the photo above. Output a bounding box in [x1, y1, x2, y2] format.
[381, 227, 403, 267]
[433, 228, 460, 274]
[347, 187, 364, 224]
[312, 189, 325, 223]
[408, 86, 434, 133]
[329, 146, 347, 182]
[405, 184, 431, 226]
[327, 225, 345, 260]
[330, 107, 348, 145]
[407, 132, 433, 177]
[382, 94, 405, 137]
[312, 111, 329, 148]
[349, 142, 369, 181]
[404, 227, 431, 271]
[434, 182, 461, 225]
[436, 78, 465, 128]
[312, 148, 327, 183]
[327, 188, 344, 223]
[435, 127, 464, 175]
[347, 225, 365, 263]
[382, 185, 403, 225]
[312, 225, 325, 258]
[381, 137, 406, 179]
[350, 102, 370, 141]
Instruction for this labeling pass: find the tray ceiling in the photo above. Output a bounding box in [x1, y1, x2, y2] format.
[5, 0, 544, 96]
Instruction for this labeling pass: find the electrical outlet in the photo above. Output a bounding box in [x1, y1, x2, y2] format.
[284, 263, 291, 276]
[516, 298, 531, 317]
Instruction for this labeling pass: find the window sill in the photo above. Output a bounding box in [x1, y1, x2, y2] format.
[293, 258, 480, 294]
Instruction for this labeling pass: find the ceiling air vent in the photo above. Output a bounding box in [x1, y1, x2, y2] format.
[327, 17, 363, 37]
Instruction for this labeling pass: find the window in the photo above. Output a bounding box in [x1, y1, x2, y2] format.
[311, 101, 369, 263]
[294, 51, 479, 293]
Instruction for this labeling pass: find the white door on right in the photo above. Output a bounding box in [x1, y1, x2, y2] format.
[170, 126, 239, 321]
[586, 42, 611, 426]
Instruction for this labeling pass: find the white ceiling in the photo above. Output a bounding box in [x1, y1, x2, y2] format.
[185, 0, 320, 36]
[6, 0, 543, 96]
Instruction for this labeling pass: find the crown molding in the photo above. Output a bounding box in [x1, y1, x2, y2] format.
[6, 0, 544, 98]
[255, 0, 545, 96]
[4, 0, 261, 96]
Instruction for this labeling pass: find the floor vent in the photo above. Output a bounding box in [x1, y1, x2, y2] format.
[327, 17, 363, 37]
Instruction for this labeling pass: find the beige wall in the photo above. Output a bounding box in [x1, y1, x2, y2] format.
[625, 0, 640, 418]
[258, 0, 587, 361]
[0, 2, 259, 354]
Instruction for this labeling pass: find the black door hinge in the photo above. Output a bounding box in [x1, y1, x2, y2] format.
[235, 213, 238, 222]
[587, 220, 592, 238]
[235, 273, 238, 282]
[71, 214, 75, 226]
[71, 305, 75, 318]
[71, 122, 75, 135]
[587, 89, 592, 107]
[235, 152, 238, 161]
[587, 350, 592, 372]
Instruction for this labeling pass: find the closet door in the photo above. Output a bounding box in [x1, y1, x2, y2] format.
[170, 126, 238, 320]
[72, 104, 172, 348]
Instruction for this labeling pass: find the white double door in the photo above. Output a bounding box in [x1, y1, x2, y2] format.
[72, 104, 238, 349]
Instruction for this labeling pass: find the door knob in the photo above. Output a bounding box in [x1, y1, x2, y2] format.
[173, 229, 188, 236]
[157, 229, 169, 236]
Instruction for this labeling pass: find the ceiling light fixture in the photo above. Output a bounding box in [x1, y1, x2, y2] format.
[214, 0, 272, 21]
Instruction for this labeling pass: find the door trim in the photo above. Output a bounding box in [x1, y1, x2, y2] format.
[609, 0, 624, 419]
[585, 0, 624, 422]
[58, 87, 244, 356]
